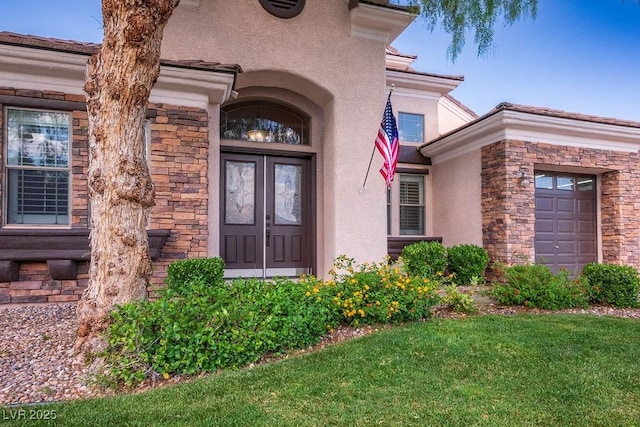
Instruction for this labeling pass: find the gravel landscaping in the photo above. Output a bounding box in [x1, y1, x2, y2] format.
[1, 301, 639, 406]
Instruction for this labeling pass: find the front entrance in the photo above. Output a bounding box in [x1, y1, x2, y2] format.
[534, 172, 597, 274]
[220, 153, 313, 278]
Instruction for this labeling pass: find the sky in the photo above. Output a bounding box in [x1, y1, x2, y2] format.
[0, 0, 639, 121]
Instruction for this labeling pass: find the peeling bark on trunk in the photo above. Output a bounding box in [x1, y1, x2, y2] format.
[76, 0, 180, 356]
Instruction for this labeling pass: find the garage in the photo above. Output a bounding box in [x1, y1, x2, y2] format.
[534, 172, 597, 275]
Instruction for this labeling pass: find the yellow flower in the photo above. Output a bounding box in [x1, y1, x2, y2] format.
[358, 309, 365, 317]
[305, 291, 311, 297]
[364, 284, 370, 291]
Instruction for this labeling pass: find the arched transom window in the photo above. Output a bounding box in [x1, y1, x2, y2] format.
[220, 99, 310, 145]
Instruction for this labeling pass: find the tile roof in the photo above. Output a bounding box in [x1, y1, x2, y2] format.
[386, 66, 464, 82]
[423, 102, 640, 148]
[444, 94, 478, 118]
[0, 31, 242, 74]
[353, 0, 412, 12]
[493, 102, 640, 128]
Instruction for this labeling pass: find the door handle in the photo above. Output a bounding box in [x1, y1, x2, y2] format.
[266, 228, 271, 247]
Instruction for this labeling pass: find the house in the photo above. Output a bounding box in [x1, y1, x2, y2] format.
[1, 0, 639, 305]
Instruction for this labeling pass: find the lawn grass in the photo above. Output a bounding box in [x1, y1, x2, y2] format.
[8, 314, 640, 426]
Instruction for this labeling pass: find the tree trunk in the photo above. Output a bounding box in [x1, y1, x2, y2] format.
[76, 0, 180, 357]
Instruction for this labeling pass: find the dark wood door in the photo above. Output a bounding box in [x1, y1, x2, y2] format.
[534, 172, 596, 275]
[220, 153, 312, 277]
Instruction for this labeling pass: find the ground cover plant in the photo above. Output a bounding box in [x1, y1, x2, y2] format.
[102, 256, 441, 386]
[24, 315, 640, 427]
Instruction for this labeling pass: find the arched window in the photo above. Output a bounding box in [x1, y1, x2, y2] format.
[220, 99, 310, 145]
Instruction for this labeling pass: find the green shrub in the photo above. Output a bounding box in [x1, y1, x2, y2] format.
[582, 263, 640, 308]
[491, 264, 588, 310]
[440, 285, 479, 314]
[103, 275, 337, 387]
[400, 241, 447, 278]
[166, 257, 225, 291]
[103, 255, 443, 387]
[446, 244, 489, 285]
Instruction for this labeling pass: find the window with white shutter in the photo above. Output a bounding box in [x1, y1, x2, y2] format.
[4, 108, 70, 225]
[399, 174, 424, 235]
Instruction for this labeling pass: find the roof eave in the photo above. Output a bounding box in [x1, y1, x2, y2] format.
[420, 106, 640, 164]
[348, 2, 416, 43]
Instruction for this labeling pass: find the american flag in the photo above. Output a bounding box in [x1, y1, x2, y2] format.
[375, 93, 399, 188]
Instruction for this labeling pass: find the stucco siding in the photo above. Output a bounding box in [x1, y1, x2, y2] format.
[431, 149, 483, 246]
[163, 0, 395, 273]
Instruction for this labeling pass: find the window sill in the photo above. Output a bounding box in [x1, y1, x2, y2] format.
[0, 228, 171, 281]
[387, 236, 443, 261]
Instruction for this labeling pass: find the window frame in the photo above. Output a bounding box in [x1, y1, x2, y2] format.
[398, 112, 424, 144]
[387, 172, 427, 236]
[3, 106, 72, 227]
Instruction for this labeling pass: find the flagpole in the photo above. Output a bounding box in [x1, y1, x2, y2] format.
[362, 84, 394, 191]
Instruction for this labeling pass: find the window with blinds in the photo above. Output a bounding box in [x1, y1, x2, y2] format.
[399, 174, 424, 235]
[5, 108, 70, 225]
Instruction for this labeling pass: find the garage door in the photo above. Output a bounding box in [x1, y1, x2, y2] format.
[534, 172, 596, 275]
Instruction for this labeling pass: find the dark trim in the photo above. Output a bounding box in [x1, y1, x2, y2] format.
[0, 95, 85, 112]
[47, 260, 77, 281]
[398, 144, 431, 165]
[1, 95, 158, 119]
[0, 261, 19, 282]
[220, 145, 315, 159]
[396, 167, 429, 175]
[387, 236, 443, 261]
[0, 228, 170, 260]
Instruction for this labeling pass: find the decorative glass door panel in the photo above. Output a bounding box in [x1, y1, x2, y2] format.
[225, 161, 256, 225]
[221, 153, 312, 278]
[274, 164, 302, 225]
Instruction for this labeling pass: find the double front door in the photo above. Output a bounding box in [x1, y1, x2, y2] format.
[220, 153, 312, 278]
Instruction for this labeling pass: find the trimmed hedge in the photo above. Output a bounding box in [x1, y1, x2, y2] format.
[447, 244, 489, 285]
[400, 241, 447, 278]
[166, 257, 225, 291]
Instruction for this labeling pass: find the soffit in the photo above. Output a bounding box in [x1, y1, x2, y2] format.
[348, 2, 415, 43]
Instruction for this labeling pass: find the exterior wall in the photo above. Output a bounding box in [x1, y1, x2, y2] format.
[163, 0, 395, 274]
[431, 149, 483, 246]
[437, 98, 474, 135]
[481, 139, 640, 270]
[0, 88, 89, 304]
[146, 103, 210, 295]
[0, 88, 210, 304]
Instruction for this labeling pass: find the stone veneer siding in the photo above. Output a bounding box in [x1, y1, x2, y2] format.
[0, 87, 209, 304]
[481, 139, 640, 270]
